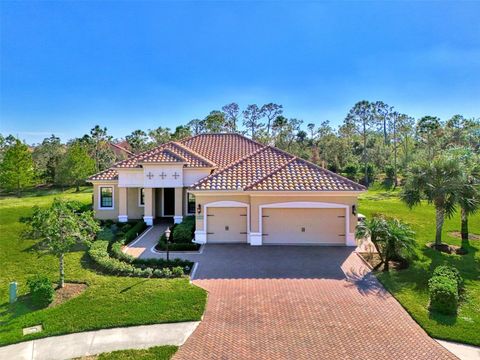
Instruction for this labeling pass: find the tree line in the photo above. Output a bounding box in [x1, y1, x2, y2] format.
[1, 100, 479, 197]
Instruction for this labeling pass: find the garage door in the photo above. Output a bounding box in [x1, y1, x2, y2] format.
[262, 208, 346, 245]
[207, 207, 248, 243]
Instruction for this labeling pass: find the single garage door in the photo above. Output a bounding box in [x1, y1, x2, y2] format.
[207, 207, 248, 243]
[262, 208, 346, 245]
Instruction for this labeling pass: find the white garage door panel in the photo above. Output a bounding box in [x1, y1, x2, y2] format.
[263, 208, 345, 245]
[207, 207, 248, 243]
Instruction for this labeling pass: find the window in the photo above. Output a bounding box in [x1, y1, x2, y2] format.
[139, 188, 145, 206]
[187, 193, 196, 214]
[100, 187, 113, 209]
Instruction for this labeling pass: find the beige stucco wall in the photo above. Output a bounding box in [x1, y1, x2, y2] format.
[93, 183, 119, 220]
[127, 188, 144, 220]
[193, 192, 358, 236]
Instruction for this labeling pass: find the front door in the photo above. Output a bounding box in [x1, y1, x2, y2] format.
[163, 188, 175, 216]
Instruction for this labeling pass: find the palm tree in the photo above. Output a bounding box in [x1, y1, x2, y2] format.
[356, 215, 416, 272]
[382, 218, 416, 272]
[401, 156, 462, 249]
[448, 149, 480, 248]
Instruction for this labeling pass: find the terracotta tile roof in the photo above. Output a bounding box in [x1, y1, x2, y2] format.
[246, 157, 366, 191]
[191, 146, 292, 190]
[89, 133, 365, 192]
[180, 133, 264, 168]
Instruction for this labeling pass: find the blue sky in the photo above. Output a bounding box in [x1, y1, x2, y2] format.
[1, 1, 479, 144]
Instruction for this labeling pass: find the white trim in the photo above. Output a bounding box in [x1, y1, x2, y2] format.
[98, 186, 115, 210]
[194, 230, 206, 244]
[143, 215, 154, 226]
[118, 215, 128, 223]
[138, 188, 145, 207]
[258, 201, 351, 246]
[173, 215, 183, 224]
[202, 201, 250, 244]
[249, 232, 262, 246]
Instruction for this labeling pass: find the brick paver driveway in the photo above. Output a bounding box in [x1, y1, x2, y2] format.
[170, 245, 455, 360]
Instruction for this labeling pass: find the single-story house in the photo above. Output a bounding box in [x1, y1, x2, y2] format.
[88, 133, 366, 246]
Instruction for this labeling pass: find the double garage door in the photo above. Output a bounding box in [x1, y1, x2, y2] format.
[206, 206, 346, 245]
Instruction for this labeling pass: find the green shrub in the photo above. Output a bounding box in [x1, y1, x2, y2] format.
[123, 221, 148, 244]
[433, 265, 464, 291]
[27, 275, 55, 307]
[156, 242, 199, 252]
[89, 240, 188, 278]
[172, 266, 184, 277]
[428, 276, 459, 315]
[110, 241, 135, 263]
[97, 228, 115, 242]
[343, 163, 359, 181]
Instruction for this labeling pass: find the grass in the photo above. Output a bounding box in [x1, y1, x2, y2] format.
[0, 188, 206, 346]
[359, 185, 480, 346]
[94, 345, 177, 360]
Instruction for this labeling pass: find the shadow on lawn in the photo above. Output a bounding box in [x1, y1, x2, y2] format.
[120, 279, 149, 293]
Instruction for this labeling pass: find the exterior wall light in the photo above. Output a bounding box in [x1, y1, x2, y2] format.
[197, 204, 202, 214]
[352, 205, 357, 215]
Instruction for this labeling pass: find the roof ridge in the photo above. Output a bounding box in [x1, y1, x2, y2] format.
[244, 156, 297, 190]
[170, 141, 217, 167]
[109, 142, 134, 156]
[180, 132, 267, 150]
[190, 145, 269, 188]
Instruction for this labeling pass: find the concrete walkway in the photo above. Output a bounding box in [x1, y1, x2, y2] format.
[0, 322, 199, 360]
[123, 223, 169, 258]
[436, 340, 480, 360]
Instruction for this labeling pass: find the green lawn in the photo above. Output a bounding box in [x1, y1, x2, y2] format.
[0, 188, 206, 346]
[359, 187, 480, 346]
[94, 345, 177, 360]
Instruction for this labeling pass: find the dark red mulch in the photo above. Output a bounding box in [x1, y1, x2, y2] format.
[358, 252, 408, 271]
[426, 243, 468, 255]
[49, 283, 88, 308]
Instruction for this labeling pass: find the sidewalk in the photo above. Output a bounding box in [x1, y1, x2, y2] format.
[123, 223, 169, 258]
[0, 322, 199, 360]
[436, 339, 480, 360]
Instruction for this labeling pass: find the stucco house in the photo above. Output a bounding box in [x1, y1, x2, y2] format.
[88, 133, 365, 246]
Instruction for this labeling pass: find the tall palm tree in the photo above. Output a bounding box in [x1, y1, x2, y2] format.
[449, 149, 480, 248]
[401, 156, 462, 249]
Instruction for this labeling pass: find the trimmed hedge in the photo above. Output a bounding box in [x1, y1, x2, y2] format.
[433, 265, 464, 291]
[123, 221, 148, 244]
[428, 275, 459, 315]
[88, 240, 186, 278]
[156, 242, 199, 251]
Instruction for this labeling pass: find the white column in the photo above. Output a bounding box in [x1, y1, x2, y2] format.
[173, 187, 183, 224]
[118, 187, 128, 222]
[143, 188, 155, 226]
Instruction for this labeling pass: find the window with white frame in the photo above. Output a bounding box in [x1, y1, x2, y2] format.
[187, 192, 196, 214]
[99, 187, 114, 209]
[139, 188, 145, 206]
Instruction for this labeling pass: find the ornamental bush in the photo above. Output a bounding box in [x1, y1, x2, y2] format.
[428, 275, 459, 315]
[27, 275, 55, 307]
[97, 228, 115, 242]
[123, 221, 147, 244]
[432, 265, 464, 291]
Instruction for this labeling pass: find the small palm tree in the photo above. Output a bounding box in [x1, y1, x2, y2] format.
[356, 215, 416, 272]
[401, 156, 462, 249]
[382, 218, 416, 271]
[356, 216, 388, 265]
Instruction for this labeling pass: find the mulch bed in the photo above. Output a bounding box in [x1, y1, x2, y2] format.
[358, 252, 408, 271]
[49, 283, 88, 308]
[426, 242, 468, 255]
[449, 231, 480, 241]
